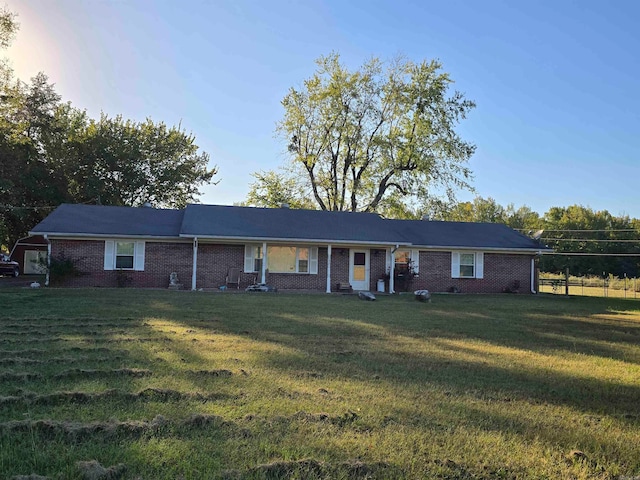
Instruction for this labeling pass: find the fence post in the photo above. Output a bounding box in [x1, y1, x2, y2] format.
[565, 268, 569, 296]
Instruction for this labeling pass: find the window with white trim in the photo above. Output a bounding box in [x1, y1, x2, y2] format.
[244, 245, 263, 273]
[115, 242, 135, 269]
[394, 249, 420, 275]
[266, 246, 318, 274]
[459, 253, 475, 278]
[451, 251, 484, 279]
[104, 240, 145, 271]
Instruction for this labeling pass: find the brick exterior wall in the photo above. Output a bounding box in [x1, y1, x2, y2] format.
[412, 251, 533, 294]
[50, 239, 534, 293]
[50, 239, 193, 288]
[370, 249, 387, 291]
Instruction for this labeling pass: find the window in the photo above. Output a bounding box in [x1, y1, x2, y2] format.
[393, 249, 419, 275]
[246, 245, 318, 275]
[297, 247, 309, 273]
[459, 253, 475, 278]
[395, 250, 411, 271]
[104, 240, 145, 271]
[115, 242, 135, 269]
[268, 246, 311, 273]
[244, 245, 263, 273]
[451, 252, 484, 279]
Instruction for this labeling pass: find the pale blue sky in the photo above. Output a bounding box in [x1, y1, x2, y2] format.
[7, 0, 640, 217]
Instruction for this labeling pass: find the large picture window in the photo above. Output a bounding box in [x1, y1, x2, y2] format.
[267, 246, 311, 273]
[246, 245, 318, 274]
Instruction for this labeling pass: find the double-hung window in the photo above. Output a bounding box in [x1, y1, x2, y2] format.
[104, 240, 145, 271]
[451, 251, 484, 279]
[115, 242, 135, 269]
[244, 245, 263, 273]
[459, 253, 475, 278]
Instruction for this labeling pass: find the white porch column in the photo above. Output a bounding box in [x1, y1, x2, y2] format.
[261, 241, 267, 284]
[326, 244, 332, 293]
[45, 234, 51, 287]
[389, 247, 396, 294]
[191, 237, 198, 290]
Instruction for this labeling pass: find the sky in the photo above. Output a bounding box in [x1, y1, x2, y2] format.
[5, 0, 640, 218]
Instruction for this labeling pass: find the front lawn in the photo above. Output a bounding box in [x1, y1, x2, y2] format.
[1, 289, 639, 479]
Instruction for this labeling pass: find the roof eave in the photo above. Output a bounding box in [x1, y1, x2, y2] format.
[30, 232, 184, 241]
[409, 245, 551, 253]
[179, 233, 409, 246]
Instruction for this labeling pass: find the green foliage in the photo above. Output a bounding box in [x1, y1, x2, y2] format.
[47, 107, 217, 209]
[434, 197, 640, 277]
[0, 6, 217, 249]
[0, 6, 18, 50]
[43, 253, 82, 285]
[245, 169, 316, 209]
[115, 269, 133, 288]
[263, 52, 476, 214]
[540, 205, 640, 276]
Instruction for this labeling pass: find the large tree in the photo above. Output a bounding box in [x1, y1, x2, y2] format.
[47, 107, 217, 209]
[0, 7, 217, 249]
[248, 53, 476, 214]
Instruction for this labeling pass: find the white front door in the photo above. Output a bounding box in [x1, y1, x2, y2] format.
[349, 249, 370, 291]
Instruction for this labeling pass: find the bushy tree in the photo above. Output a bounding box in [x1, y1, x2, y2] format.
[249, 53, 476, 214]
[0, 7, 217, 249]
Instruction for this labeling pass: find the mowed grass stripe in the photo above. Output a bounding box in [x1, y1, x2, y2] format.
[0, 289, 639, 479]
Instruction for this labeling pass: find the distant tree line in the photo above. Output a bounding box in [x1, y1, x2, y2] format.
[423, 197, 640, 277]
[0, 8, 216, 249]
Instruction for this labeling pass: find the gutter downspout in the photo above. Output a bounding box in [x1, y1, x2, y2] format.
[44, 234, 51, 287]
[191, 237, 198, 290]
[530, 257, 536, 294]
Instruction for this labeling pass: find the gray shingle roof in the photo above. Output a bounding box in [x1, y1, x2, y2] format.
[30, 204, 184, 237]
[181, 204, 406, 244]
[388, 219, 546, 250]
[31, 203, 548, 251]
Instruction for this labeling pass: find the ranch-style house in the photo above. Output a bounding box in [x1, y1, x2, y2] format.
[30, 203, 549, 293]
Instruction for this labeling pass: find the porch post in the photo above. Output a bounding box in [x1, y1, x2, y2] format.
[326, 244, 332, 293]
[389, 247, 396, 294]
[261, 241, 267, 284]
[191, 237, 198, 290]
[44, 234, 51, 287]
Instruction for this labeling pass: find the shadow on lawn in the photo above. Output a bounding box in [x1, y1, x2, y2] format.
[164, 294, 640, 421]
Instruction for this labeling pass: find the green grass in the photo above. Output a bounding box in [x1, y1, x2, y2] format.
[1, 289, 639, 479]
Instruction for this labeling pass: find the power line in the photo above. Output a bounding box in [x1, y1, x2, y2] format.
[517, 228, 638, 232]
[543, 238, 640, 243]
[544, 229, 638, 232]
[547, 253, 640, 257]
[0, 205, 58, 210]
